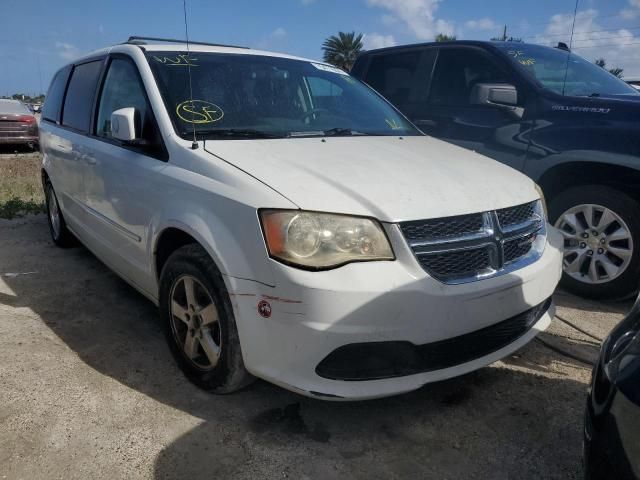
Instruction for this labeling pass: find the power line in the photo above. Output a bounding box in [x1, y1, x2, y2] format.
[519, 11, 637, 29]
[572, 40, 640, 49]
[569, 32, 640, 44]
[519, 24, 640, 40]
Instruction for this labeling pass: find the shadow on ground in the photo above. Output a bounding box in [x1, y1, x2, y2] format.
[0, 144, 39, 155]
[1, 216, 604, 479]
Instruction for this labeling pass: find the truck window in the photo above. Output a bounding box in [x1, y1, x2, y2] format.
[365, 49, 436, 107]
[62, 60, 103, 133]
[429, 48, 511, 106]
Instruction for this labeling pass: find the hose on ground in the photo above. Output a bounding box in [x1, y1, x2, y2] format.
[534, 337, 594, 366]
[554, 314, 603, 343]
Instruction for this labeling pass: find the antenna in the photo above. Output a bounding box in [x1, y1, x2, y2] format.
[561, 0, 579, 96]
[183, 0, 199, 150]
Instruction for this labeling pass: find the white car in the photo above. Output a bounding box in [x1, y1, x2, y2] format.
[626, 79, 640, 91]
[39, 37, 563, 400]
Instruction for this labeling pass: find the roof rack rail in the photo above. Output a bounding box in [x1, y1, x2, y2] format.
[125, 36, 248, 49]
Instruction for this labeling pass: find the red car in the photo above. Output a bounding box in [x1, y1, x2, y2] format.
[0, 99, 39, 150]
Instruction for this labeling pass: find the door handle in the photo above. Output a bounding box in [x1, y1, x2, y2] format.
[56, 143, 72, 153]
[414, 119, 438, 128]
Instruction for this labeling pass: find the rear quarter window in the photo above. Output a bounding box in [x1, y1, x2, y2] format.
[62, 60, 103, 133]
[41, 65, 72, 123]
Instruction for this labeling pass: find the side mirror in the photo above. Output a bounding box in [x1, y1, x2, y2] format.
[111, 107, 139, 142]
[470, 83, 519, 108]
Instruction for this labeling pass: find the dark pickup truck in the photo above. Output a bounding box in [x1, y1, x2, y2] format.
[352, 41, 640, 299]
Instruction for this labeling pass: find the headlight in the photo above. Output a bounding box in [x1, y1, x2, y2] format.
[260, 210, 394, 269]
[534, 184, 548, 219]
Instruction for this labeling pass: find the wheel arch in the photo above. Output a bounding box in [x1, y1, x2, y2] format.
[154, 227, 200, 281]
[41, 167, 50, 187]
[151, 214, 276, 290]
[535, 160, 640, 206]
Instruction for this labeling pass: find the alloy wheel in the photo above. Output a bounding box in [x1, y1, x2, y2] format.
[169, 275, 222, 370]
[555, 204, 634, 284]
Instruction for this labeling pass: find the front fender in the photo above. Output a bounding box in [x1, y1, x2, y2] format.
[149, 201, 277, 291]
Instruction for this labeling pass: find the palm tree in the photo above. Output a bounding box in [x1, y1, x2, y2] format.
[595, 58, 624, 78]
[435, 33, 457, 42]
[322, 32, 364, 71]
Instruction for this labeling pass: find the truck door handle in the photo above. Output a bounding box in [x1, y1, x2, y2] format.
[414, 119, 438, 128]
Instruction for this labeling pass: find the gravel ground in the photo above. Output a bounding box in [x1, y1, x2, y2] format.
[0, 215, 632, 480]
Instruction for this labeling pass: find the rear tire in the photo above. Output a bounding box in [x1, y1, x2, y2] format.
[549, 185, 640, 300]
[44, 181, 76, 248]
[159, 244, 253, 393]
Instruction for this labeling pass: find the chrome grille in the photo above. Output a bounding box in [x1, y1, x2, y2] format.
[417, 248, 491, 278]
[504, 232, 536, 264]
[497, 202, 536, 228]
[402, 214, 484, 241]
[400, 201, 546, 284]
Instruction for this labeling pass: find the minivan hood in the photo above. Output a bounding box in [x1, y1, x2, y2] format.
[204, 136, 538, 222]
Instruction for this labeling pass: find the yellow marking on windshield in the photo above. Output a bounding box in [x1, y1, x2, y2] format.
[385, 118, 402, 130]
[176, 100, 224, 124]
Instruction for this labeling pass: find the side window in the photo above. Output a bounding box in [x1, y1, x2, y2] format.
[307, 77, 343, 110]
[364, 49, 436, 107]
[96, 58, 149, 139]
[429, 48, 511, 106]
[307, 77, 343, 97]
[62, 60, 103, 132]
[42, 65, 71, 124]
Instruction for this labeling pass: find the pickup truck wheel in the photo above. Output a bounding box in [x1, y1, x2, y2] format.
[550, 186, 640, 300]
[44, 181, 75, 248]
[159, 244, 253, 393]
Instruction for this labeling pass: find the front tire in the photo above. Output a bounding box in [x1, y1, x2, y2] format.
[550, 185, 640, 300]
[159, 244, 253, 393]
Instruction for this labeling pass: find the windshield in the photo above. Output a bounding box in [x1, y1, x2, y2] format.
[146, 51, 420, 139]
[495, 43, 639, 97]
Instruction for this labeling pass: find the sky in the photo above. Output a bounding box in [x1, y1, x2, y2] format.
[2, 0, 640, 95]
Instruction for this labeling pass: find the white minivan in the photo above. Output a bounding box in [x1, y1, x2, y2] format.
[39, 37, 563, 400]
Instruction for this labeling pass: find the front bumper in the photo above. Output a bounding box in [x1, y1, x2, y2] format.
[228, 224, 563, 400]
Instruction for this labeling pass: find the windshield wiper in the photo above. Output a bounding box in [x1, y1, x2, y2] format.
[185, 128, 286, 139]
[286, 128, 370, 138]
[322, 127, 369, 137]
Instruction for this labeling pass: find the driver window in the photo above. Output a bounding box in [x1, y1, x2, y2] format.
[430, 48, 512, 106]
[96, 58, 149, 139]
[307, 76, 344, 110]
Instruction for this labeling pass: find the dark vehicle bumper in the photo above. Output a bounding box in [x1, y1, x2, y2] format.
[584, 352, 640, 480]
[0, 134, 39, 146]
